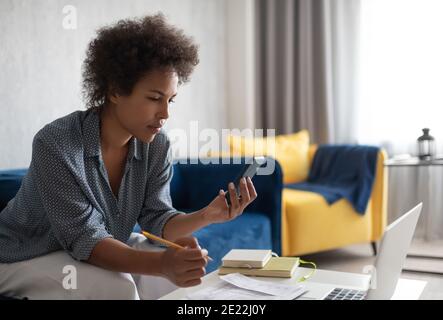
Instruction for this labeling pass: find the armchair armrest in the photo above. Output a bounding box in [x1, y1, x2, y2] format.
[303, 146, 388, 240]
[171, 157, 284, 254]
[370, 149, 388, 240]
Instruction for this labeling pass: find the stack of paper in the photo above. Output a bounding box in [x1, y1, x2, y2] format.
[187, 273, 307, 300]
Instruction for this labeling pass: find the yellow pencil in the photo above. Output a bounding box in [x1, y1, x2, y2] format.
[141, 230, 213, 262]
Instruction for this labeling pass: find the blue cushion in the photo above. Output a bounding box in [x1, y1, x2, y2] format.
[0, 169, 28, 211]
[170, 164, 187, 209]
[193, 212, 272, 273]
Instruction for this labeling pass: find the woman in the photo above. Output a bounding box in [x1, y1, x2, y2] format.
[0, 14, 257, 299]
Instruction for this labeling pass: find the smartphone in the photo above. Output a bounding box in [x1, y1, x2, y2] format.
[226, 156, 266, 205]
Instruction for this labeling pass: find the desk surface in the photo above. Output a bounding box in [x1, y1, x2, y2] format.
[160, 267, 427, 300]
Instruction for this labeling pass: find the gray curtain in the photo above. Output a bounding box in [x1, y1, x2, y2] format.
[254, 0, 361, 144]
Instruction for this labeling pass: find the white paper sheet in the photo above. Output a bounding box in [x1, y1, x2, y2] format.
[186, 273, 307, 300]
[220, 273, 306, 298]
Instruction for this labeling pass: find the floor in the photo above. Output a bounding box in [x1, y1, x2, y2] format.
[300, 242, 443, 300]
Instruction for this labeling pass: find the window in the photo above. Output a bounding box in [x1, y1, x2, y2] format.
[357, 0, 443, 156]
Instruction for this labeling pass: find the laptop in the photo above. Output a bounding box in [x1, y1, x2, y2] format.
[303, 203, 422, 300]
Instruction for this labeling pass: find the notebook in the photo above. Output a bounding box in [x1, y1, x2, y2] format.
[218, 257, 300, 278]
[222, 249, 272, 268]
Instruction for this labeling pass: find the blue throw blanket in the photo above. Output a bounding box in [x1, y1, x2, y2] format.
[286, 145, 379, 214]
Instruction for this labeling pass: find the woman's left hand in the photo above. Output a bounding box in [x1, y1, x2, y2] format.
[202, 177, 258, 224]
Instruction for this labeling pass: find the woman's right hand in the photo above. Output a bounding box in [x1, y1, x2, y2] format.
[160, 237, 208, 287]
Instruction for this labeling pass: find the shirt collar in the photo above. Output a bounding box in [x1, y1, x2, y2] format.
[127, 136, 142, 161]
[83, 109, 142, 161]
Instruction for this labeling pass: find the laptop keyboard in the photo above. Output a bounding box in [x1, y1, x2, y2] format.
[324, 288, 366, 300]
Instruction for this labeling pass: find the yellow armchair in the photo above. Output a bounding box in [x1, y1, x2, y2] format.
[282, 146, 388, 257]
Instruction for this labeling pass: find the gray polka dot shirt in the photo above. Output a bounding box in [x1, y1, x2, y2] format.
[0, 109, 182, 263]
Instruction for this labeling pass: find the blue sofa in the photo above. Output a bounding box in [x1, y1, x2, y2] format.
[0, 158, 283, 273]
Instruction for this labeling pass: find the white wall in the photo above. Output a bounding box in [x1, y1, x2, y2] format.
[0, 0, 227, 169]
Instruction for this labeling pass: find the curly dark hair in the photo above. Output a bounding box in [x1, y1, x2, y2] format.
[82, 13, 199, 110]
